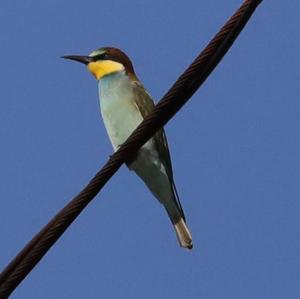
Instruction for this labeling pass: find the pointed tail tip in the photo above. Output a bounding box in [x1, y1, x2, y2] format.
[174, 218, 193, 250]
[181, 239, 193, 250]
[186, 243, 193, 250]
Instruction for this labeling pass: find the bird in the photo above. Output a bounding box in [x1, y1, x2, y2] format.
[62, 47, 193, 249]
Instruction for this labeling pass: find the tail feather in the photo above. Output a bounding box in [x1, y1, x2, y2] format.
[174, 218, 193, 250]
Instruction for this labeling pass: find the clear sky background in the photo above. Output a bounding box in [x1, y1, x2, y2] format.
[0, 1, 299, 298]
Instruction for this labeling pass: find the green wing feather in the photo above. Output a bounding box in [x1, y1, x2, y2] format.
[132, 80, 186, 220]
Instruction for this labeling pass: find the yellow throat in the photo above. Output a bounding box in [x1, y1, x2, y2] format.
[87, 60, 124, 80]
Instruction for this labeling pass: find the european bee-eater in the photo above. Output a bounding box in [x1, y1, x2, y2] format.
[62, 47, 193, 249]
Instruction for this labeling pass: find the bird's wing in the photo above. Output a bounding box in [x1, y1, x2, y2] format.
[132, 80, 186, 220]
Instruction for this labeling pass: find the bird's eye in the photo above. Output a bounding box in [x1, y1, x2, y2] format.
[92, 53, 108, 61]
[103, 53, 110, 59]
[99, 53, 108, 60]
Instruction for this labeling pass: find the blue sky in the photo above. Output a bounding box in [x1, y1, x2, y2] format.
[0, 1, 299, 298]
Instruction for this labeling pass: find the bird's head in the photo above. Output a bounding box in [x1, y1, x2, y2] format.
[62, 47, 135, 80]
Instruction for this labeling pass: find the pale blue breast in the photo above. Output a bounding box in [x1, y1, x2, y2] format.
[98, 72, 174, 204]
[98, 71, 144, 150]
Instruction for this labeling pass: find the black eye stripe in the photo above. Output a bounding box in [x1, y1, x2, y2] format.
[92, 53, 109, 61]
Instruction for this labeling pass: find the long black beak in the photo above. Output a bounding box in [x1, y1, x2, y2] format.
[61, 55, 92, 65]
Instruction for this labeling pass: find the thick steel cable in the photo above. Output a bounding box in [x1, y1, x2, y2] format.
[0, 0, 262, 297]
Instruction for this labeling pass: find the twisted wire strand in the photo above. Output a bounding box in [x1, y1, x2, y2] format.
[0, 0, 262, 297]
